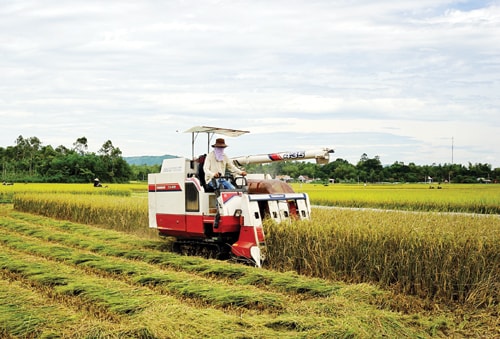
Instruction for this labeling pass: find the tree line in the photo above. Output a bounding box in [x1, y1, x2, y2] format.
[246, 153, 500, 184]
[1, 136, 132, 183]
[2, 136, 498, 184]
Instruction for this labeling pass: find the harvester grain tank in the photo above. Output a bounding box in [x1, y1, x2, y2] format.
[148, 126, 333, 267]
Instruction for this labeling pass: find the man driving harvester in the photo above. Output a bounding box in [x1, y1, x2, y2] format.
[203, 138, 247, 190]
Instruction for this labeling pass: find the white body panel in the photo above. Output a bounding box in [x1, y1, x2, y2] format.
[148, 158, 189, 229]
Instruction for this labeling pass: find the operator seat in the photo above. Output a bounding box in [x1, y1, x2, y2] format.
[197, 154, 213, 192]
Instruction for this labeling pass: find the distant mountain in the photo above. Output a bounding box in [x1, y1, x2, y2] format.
[124, 155, 178, 166]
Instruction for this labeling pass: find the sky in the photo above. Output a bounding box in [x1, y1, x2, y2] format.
[1, 0, 499, 167]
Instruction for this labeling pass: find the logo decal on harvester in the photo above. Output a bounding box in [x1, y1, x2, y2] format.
[268, 151, 305, 161]
[148, 183, 182, 192]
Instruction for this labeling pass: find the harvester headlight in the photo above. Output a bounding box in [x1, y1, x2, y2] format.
[233, 209, 242, 217]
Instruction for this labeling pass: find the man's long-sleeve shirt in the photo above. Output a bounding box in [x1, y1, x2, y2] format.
[203, 151, 244, 183]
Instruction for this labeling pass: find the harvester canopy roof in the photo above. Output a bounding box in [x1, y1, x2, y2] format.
[184, 126, 250, 137]
[184, 126, 250, 159]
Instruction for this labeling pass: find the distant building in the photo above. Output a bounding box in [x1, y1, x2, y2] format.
[276, 175, 292, 182]
[298, 175, 313, 183]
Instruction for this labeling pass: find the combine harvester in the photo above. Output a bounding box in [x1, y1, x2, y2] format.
[148, 126, 333, 267]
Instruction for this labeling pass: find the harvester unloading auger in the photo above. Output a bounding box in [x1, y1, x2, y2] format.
[148, 126, 333, 267]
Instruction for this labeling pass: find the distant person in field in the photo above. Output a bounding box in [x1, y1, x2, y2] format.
[94, 178, 102, 187]
[203, 138, 246, 189]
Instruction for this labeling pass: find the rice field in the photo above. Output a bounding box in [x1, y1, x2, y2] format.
[13, 192, 151, 238]
[1, 204, 460, 338]
[265, 208, 499, 307]
[2, 183, 500, 337]
[0, 183, 134, 203]
[293, 183, 500, 214]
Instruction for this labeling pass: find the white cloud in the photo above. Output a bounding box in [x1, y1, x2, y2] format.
[1, 0, 499, 167]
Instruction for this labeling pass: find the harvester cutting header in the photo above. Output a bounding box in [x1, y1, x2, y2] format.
[148, 126, 334, 267]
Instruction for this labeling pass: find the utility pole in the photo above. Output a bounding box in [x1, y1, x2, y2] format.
[449, 137, 454, 184]
[451, 136, 454, 164]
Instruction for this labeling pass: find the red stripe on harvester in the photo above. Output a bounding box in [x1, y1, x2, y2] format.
[268, 154, 282, 161]
[149, 183, 182, 192]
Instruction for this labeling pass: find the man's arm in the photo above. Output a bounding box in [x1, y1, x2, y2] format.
[226, 155, 246, 176]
